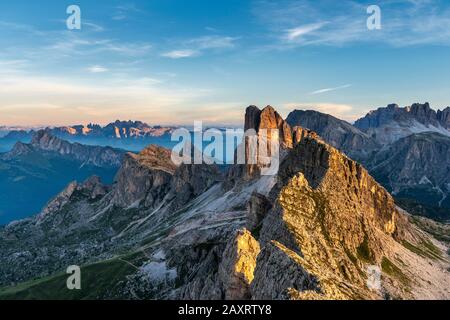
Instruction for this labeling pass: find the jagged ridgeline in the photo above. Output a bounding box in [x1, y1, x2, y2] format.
[0, 106, 448, 300]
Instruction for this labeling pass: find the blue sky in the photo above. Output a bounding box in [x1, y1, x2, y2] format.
[1, 0, 450, 126]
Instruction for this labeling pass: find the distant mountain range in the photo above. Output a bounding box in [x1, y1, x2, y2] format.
[355, 103, 450, 144]
[0, 105, 447, 300]
[0, 130, 125, 224]
[0, 120, 178, 152]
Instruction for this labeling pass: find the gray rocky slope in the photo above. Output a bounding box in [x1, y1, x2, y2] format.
[286, 104, 450, 219]
[0, 106, 448, 300]
[354, 103, 450, 145]
[286, 109, 380, 161]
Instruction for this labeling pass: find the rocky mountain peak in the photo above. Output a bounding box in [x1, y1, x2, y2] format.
[437, 107, 450, 129]
[386, 103, 399, 110]
[286, 109, 379, 161]
[37, 176, 109, 223]
[80, 175, 109, 199]
[111, 146, 175, 208]
[409, 102, 437, 123]
[250, 131, 415, 299]
[354, 102, 450, 144]
[244, 105, 262, 132]
[37, 181, 78, 222]
[31, 129, 64, 151]
[2, 141, 33, 159]
[133, 144, 178, 174]
[245, 105, 292, 145]
[235, 105, 295, 181]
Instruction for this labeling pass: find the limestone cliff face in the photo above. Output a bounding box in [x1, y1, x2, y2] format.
[169, 162, 223, 210]
[252, 136, 412, 299]
[219, 229, 260, 300]
[437, 107, 450, 129]
[367, 132, 450, 217]
[286, 109, 379, 161]
[111, 145, 175, 208]
[237, 105, 294, 180]
[111, 144, 223, 210]
[244, 105, 293, 149]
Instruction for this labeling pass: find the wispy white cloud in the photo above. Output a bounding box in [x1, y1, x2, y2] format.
[162, 49, 199, 59]
[45, 34, 152, 58]
[162, 35, 238, 59]
[112, 4, 145, 21]
[0, 20, 46, 36]
[285, 23, 327, 41]
[83, 21, 105, 32]
[87, 65, 109, 73]
[310, 84, 352, 95]
[187, 36, 237, 49]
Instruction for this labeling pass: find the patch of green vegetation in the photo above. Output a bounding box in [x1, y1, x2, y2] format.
[357, 235, 375, 264]
[0, 252, 145, 300]
[251, 224, 263, 240]
[311, 192, 332, 243]
[381, 257, 410, 286]
[343, 246, 357, 265]
[402, 240, 444, 261]
[421, 239, 443, 257]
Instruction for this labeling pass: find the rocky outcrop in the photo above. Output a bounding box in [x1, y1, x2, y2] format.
[111, 145, 175, 208]
[245, 105, 293, 148]
[37, 176, 109, 222]
[219, 229, 260, 300]
[437, 107, 450, 130]
[0, 141, 34, 160]
[80, 176, 110, 200]
[169, 162, 223, 210]
[235, 105, 294, 181]
[246, 193, 272, 231]
[37, 181, 79, 221]
[252, 133, 415, 299]
[354, 103, 450, 144]
[367, 132, 450, 217]
[286, 110, 379, 161]
[251, 241, 320, 300]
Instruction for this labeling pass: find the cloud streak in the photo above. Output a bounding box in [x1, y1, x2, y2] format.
[87, 65, 109, 73]
[310, 84, 352, 95]
[162, 35, 238, 59]
[285, 23, 327, 41]
[162, 49, 199, 59]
